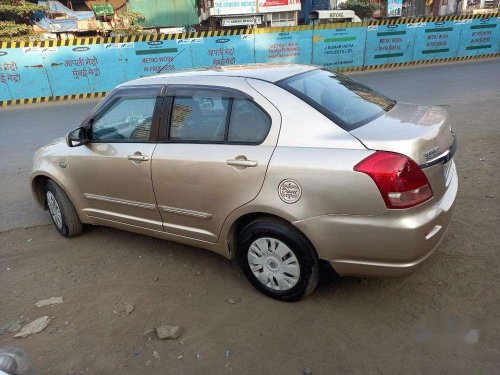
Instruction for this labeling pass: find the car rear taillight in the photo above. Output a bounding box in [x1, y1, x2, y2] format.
[354, 151, 433, 209]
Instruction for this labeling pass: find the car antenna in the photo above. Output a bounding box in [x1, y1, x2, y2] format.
[156, 48, 185, 74]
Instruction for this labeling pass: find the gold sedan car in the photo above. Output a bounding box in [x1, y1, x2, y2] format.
[31, 64, 458, 301]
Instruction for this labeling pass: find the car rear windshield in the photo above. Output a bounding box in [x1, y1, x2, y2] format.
[277, 69, 396, 131]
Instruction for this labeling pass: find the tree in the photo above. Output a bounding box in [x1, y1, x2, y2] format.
[0, 0, 44, 42]
[111, 10, 146, 36]
[0, 21, 34, 41]
[0, 0, 44, 23]
[337, 0, 377, 19]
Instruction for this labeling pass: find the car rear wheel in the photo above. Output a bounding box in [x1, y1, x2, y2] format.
[237, 217, 319, 301]
[45, 180, 83, 238]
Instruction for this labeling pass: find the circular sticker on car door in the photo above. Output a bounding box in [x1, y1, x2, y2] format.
[278, 179, 302, 204]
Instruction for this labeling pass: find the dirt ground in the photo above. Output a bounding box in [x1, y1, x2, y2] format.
[1, 61, 499, 374]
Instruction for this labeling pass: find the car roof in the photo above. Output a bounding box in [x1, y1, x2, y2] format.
[119, 64, 317, 87]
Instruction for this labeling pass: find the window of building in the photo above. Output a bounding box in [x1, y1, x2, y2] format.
[270, 11, 295, 27]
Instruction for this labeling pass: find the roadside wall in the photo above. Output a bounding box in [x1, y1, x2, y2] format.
[0, 14, 498, 105]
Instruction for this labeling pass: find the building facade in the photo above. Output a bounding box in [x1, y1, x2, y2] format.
[199, 0, 302, 29]
[128, 0, 199, 28]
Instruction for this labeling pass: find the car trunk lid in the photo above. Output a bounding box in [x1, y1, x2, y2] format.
[351, 103, 457, 201]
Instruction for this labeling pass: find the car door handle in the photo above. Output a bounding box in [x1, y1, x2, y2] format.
[226, 159, 258, 168]
[128, 153, 149, 163]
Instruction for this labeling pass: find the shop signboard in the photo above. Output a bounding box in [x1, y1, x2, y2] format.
[222, 16, 262, 26]
[214, 0, 256, 15]
[387, 0, 403, 18]
[258, 0, 301, 12]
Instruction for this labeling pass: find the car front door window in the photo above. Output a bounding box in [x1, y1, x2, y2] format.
[91, 97, 157, 142]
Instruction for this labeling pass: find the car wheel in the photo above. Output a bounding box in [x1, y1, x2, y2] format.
[237, 217, 319, 302]
[45, 180, 83, 238]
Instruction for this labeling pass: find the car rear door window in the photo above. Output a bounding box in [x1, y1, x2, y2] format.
[170, 92, 230, 142]
[227, 99, 271, 144]
[91, 97, 157, 142]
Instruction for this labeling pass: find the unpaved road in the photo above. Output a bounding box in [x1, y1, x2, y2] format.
[0, 59, 499, 374]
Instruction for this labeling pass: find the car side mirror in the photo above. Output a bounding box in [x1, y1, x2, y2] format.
[66, 127, 88, 147]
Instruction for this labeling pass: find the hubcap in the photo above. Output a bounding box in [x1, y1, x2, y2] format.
[46, 191, 63, 229]
[247, 237, 300, 291]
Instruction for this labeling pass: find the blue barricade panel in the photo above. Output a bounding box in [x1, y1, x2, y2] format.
[312, 25, 366, 69]
[457, 17, 500, 57]
[413, 20, 462, 60]
[364, 23, 417, 66]
[0, 47, 52, 101]
[191, 34, 255, 68]
[0, 16, 499, 103]
[126, 39, 194, 81]
[254, 29, 313, 64]
[41, 46, 92, 96]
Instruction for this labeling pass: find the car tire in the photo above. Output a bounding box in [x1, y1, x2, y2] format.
[45, 180, 83, 238]
[237, 217, 319, 302]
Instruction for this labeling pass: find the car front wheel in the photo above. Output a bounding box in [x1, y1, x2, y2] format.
[237, 217, 319, 301]
[45, 180, 83, 238]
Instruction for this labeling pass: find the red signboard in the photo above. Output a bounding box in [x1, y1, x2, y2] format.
[260, 0, 291, 5]
[259, 0, 301, 10]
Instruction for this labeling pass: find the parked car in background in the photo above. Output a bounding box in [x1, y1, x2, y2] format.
[31, 64, 458, 301]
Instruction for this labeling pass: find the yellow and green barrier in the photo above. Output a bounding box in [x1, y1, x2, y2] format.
[0, 14, 498, 106]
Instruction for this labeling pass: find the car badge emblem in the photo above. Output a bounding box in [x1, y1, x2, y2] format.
[278, 179, 302, 204]
[424, 147, 440, 161]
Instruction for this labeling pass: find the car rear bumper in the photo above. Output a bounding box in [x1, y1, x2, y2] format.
[293, 162, 458, 277]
